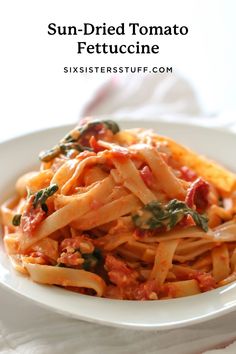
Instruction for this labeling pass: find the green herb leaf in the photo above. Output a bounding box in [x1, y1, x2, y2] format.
[63, 134, 76, 143]
[190, 212, 208, 232]
[12, 214, 22, 226]
[41, 203, 49, 213]
[78, 119, 120, 136]
[132, 199, 208, 232]
[39, 119, 120, 162]
[33, 184, 58, 210]
[39, 146, 60, 162]
[103, 120, 120, 134]
[83, 254, 98, 271]
[82, 248, 102, 271]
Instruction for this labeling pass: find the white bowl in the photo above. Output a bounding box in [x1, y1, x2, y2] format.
[1, 120, 236, 330]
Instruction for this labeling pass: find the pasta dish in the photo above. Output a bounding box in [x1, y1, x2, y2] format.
[1, 118, 236, 300]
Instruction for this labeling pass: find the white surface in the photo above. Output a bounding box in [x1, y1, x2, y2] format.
[1, 121, 236, 332]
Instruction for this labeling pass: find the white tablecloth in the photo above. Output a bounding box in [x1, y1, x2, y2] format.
[1, 73, 236, 354]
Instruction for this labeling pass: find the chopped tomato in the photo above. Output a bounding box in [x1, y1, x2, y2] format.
[59, 235, 94, 265]
[185, 177, 210, 212]
[89, 136, 105, 153]
[80, 123, 113, 146]
[140, 165, 154, 188]
[179, 214, 196, 228]
[60, 239, 80, 251]
[190, 271, 216, 292]
[58, 251, 84, 267]
[21, 195, 46, 236]
[60, 235, 94, 254]
[105, 254, 138, 287]
[180, 166, 197, 182]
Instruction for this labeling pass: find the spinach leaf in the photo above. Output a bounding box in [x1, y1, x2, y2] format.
[33, 184, 58, 211]
[132, 199, 208, 232]
[82, 248, 102, 271]
[39, 119, 120, 162]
